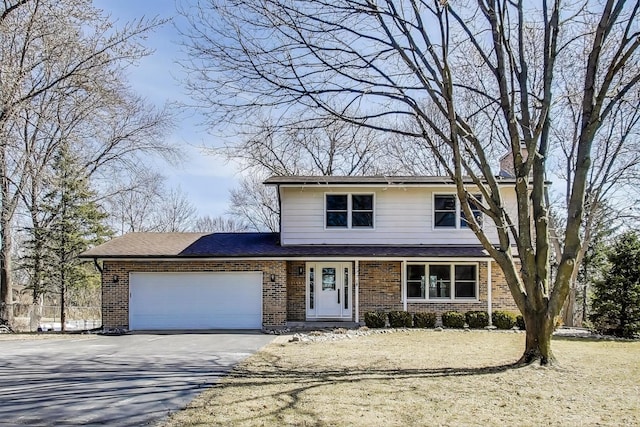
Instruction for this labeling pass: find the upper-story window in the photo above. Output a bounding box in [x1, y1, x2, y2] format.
[433, 194, 482, 229]
[326, 194, 374, 228]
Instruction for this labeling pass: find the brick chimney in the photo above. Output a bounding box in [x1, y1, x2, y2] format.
[498, 145, 529, 178]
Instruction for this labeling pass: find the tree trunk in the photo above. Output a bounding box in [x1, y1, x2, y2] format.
[562, 286, 576, 327]
[519, 311, 556, 365]
[60, 280, 66, 333]
[0, 214, 13, 326]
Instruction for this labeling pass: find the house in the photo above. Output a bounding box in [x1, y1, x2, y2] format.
[81, 175, 520, 331]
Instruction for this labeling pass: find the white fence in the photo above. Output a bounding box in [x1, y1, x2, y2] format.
[5, 304, 101, 332]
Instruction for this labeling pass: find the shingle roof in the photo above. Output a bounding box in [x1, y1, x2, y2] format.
[80, 232, 491, 259]
[263, 175, 518, 185]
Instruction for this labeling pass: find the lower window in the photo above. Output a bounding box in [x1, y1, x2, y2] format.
[406, 263, 478, 300]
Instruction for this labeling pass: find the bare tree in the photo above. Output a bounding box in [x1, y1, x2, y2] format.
[0, 0, 166, 324]
[228, 176, 280, 232]
[152, 186, 197, 232]
[191, 215, 251, 232]
[104, 174, 197, 233]
[181, 0, 640, 364]
[217, 115, 393, 175]
[550, 84, 640, 326]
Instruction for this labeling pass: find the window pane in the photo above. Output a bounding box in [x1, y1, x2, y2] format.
[455, 281, 476, 298]
[326, 194, 348, 210]
[309, 268, 314, 309]
[461, 209, 482, 228]
[455, 265, 476, 280]
[407, 281, 424, 298]
[435, 212, 456, 227]
[352, 212, 373, 227]
[429, 265, 451, 298]
[344, 268, 349, 309]
[326, 212, 348, 227]
[434, 195, 456, 210]
[352, 194, 373, 210]
[461, 195, 482, 228]
[407, 265, 425, 281]
[322, 268, 336, 290]
[430, 265, 451, 279]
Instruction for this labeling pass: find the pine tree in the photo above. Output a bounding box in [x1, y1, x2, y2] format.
[40, 143, 111, 331]
[590, 232, 640, 338]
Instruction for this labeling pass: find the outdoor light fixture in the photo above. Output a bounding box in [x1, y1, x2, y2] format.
[298, 266, 304, 275]
[270, 274, 276, 282]
[112, 275, 119, 283]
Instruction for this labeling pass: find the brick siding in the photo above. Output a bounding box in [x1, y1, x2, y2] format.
[102, 260, 287, 330]
[286, 261, 306, 321]
[283, 259, 519, 323]
[103, 258, 519, 330]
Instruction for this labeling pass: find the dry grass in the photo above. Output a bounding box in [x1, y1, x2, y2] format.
[164, 330, 640, 427]
[0, 333, 97, 341]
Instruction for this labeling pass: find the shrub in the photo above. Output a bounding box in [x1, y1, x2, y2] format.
[515, 314, 526, 330]
[388, 311, 412, 328]
[441, 311, 465, 328]
[492, 311, 516, 329]
[364, 311, 386, 328]
[465, 311, 489, 328]
[413, 312, 437, 328]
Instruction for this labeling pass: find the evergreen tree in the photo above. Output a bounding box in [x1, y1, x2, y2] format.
[590, 232, 640, 338]
[41, 143, 111, 331]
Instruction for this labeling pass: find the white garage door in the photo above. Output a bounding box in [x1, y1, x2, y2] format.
[129, 272, 263, 330]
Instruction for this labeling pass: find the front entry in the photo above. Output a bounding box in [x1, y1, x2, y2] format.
[306, 262, 352, 320]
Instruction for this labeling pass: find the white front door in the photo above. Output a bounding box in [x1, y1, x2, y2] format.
[306, 262, 352, 320]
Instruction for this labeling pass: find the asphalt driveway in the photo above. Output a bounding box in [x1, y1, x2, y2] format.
[0, 333, 275, 426]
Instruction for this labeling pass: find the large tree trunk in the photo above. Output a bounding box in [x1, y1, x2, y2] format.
[562, 286, 576, 327]
[520, 310, 556, 365]
[60, 275, 66, 333]
[0, 213, 13, 326]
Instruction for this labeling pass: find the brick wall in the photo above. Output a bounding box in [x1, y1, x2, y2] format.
[101, 260, 287, 330]
[102, 258, 520, 330]
[357, 260, 519, 321]
[286, 261, 306, 321]
[490, 261, 520, 312]
[358, 261, 403, 313]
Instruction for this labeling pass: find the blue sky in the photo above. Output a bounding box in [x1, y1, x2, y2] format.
[92, 0, 238, 219]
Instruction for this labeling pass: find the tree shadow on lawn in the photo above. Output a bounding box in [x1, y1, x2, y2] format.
[180, 360, 527, 425]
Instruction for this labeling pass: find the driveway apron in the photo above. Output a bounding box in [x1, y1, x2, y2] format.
[0, 333, 274, 426]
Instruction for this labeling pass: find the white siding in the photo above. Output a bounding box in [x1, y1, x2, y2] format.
[280, 185, 516, 245]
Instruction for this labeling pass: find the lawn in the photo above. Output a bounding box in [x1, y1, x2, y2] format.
[163, 330, 640, 426]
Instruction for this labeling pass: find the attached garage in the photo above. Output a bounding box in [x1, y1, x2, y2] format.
[129, 272, 263, 330]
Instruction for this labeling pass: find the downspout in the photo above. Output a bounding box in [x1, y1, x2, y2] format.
[487, 260, 493, 326]
[94, 258, 104, 332]
[93, 258, 103, 274]
[276, 184, 283, 241]
[355, 260, 360, 323]
[402, 260, 407, 311]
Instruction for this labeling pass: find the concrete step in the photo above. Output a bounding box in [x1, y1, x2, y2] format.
[286, 321, 361, 330]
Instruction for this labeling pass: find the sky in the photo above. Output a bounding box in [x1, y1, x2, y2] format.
[92, 0, 238, 219]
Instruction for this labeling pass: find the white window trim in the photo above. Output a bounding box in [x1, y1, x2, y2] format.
[432, 192, 483, 231]
[324, 192, 375, 230]
[405, 262, 480, 302]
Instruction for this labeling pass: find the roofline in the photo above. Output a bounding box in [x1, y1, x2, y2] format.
[263, 176, 518, 186]
[83, 256, 494, 262]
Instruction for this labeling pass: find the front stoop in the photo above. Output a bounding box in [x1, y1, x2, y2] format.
[286, 321, 361, 330]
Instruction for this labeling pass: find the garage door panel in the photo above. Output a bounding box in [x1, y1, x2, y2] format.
[129, 272, 262, 330]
